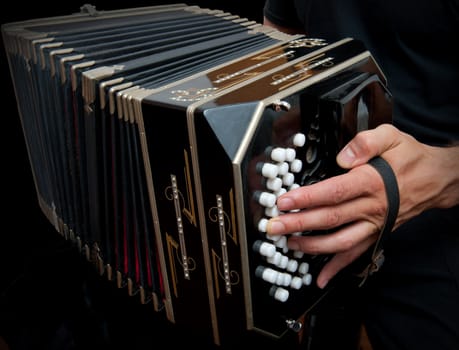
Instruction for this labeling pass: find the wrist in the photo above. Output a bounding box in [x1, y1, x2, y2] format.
[429, 144, 459, 209]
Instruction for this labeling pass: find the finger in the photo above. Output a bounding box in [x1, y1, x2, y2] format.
[270, 195, 386, 235]
[337, 124, 401, 168]
[267, 183, 386, 236]
[285, 220, 378, 255]
[315, 235, 375, 289]
[275, 164, 380, 212]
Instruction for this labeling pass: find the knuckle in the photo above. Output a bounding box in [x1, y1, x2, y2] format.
[372, 202, 388, 222]
[379, 123, 397, 135]
[335, 236, 355, 251]
[331, 182, 347, 204]
[325, 210, 341, 228]
[298, 190, 314, 206]
[296, 215, 310, 232]
[353, 132, 373, 153]
[305, 240, 321, 255]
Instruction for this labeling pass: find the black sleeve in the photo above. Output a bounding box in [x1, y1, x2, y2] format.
[263, 0, 304, 29]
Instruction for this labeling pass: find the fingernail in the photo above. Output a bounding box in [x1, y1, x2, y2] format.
[267, 219, 285, 234]
[317, 278, 329, 289]
[277, 197, 294, 210]
[338, 145, 356, 167]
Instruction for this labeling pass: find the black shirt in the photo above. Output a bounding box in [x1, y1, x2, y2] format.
[264, 0, 459, 146]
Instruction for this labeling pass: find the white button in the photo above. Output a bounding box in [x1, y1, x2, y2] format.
[274, 235, 287, 249]
[258, 162, 278, 178]
[282, 173, 295, 186]
[286, 259, 298, 273]
[278, 255, 289, 269]
[265, 205, 280, 218]
[267, 251, 282, 265]
[290, 159, 303, 173]
[275, 272, 286, 286]
[302, 273, 313, 285]
[255, 266, 278, 284]
[253, 240, 276, 257]
[277, 162, 289, 175]
[274, 188, 287, 197]
[265, 177, 282, 191]
[266, 233, 282, 242]
[257, 218, 268, 232]
[293, 133, 306, 147]
[281, 272, 292, 286]
[293, 250, 304, 259]
[270, 286, 289, 302]
[255, 191, 276, 207]
[290, 276, 303, 289]
[270, 147, 287, 162]
[285, 148, 296, 162]
[298, 262, 309, 275]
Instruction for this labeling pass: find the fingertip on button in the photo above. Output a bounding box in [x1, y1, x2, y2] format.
[276, 197, 294, 211]
[266, 219, 286, 235]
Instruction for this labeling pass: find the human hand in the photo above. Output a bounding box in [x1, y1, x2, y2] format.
[266, 123, 459, 288]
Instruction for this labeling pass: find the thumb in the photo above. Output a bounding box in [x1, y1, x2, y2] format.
[336, 124, 399, 169]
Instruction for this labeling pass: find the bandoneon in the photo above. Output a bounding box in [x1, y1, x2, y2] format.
[2, 3, 392, 347]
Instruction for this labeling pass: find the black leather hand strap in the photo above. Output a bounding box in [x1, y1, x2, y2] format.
[357, 156, 400, 286]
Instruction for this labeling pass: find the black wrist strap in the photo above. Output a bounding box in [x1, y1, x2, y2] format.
[357, 156, 400, 286]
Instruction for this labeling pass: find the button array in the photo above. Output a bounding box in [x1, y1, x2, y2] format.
[252, 132, 314, 302]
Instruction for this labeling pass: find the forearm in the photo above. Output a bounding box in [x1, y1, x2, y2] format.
[427, 144, 459, 209]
